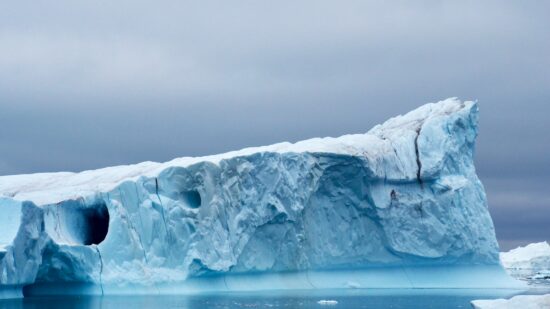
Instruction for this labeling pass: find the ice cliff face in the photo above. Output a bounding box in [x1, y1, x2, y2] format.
[0, 98, 517, 298]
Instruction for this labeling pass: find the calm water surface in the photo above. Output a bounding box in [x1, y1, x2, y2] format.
[1, 288, 549, 309]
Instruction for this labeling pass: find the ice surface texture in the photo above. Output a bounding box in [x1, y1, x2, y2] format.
[0, 98, 520, 298]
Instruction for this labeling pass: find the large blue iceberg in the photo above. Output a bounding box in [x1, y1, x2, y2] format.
[0, 98, 521, 298]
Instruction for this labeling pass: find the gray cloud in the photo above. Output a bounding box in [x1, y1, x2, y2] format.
[0, 1, 549, 249]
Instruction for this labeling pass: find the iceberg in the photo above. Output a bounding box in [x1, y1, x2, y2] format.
[501, 242, 550, 283]
[0, 98, 521, 299]
[471, 294, 550, 309]
[501, 242, 550, 271]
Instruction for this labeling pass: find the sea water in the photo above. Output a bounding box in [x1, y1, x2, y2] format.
[1, 288, 550, 309]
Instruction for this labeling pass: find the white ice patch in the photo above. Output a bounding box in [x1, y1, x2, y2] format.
[317, 300, 338, 305]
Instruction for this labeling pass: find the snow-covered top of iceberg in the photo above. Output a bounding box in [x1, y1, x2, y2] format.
[0, 97, 473, 205]
[501, 242, 550, 269]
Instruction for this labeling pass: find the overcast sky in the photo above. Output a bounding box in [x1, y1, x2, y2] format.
[1, 1, 548, 250]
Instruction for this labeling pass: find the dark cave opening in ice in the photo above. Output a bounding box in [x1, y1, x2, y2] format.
[181, 190, 201, 209]
[79, 202, 110, 245]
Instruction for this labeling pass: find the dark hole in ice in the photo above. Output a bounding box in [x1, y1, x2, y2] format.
[181, 190, 201, 208]
[80, 203, 110, 245]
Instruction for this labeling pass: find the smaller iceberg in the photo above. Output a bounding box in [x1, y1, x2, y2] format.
[501, 242, 550, 270]
[471, 294, 550, 309]
[501, 242, 550, 283]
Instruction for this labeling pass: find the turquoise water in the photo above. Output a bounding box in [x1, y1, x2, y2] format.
[1, 289, 549, 309]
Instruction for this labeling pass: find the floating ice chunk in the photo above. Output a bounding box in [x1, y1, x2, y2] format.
[317, 300, 338, 305]
[345, 281, 361, 289]
[471, 294, 550, 309]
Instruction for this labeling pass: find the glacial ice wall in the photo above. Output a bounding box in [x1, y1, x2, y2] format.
[0, 98, 519, 298]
